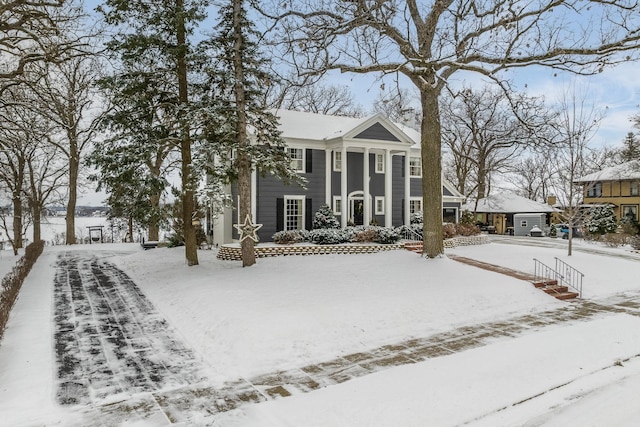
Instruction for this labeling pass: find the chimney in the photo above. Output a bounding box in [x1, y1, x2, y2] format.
[547, 195, 557, 206]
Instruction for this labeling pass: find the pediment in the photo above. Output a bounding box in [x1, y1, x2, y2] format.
[353, 122, 401, 142]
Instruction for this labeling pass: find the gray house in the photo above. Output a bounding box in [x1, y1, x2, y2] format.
[211, 110, 465, 244]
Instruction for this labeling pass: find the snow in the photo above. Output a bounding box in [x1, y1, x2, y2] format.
[463, 192, 558, 213]
[575, 160, 640, 182]
[1, 236, 640, 425]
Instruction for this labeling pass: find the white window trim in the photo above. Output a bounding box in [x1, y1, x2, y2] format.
[288, 148, 305, 173]
[409, 197, 423, 214]
[374, 196, 385, 215]
[375, 153, 384, 174]
[333, 196, 342, 215]
[333, 151, 342, 172]
[284, 195, 305, 230]
[409, 156, 422, 178]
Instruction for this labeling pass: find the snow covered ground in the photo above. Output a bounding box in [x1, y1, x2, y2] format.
[1, 236, 640, 426]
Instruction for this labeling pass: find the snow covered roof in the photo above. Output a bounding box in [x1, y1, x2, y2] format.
[575, 160, 640, 183]
[272, 109, 420, 145]
[463, 192, 558, 213]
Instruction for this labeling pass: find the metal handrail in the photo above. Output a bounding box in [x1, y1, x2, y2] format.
[555, 257, 584, 298]
[399, 226, 423, 242]
[532, 258, 583, 298]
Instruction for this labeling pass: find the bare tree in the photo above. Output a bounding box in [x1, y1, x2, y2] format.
[29, 56, 103, 244]
[440, 86, 551, 201]
[372, 86, 421, 128]
[550, 84, 604, 255]
[0, 0, 83, 94]
[274, 82, 362, 116]
[510, 152, 556, 202]
[266, 0, 640, 258]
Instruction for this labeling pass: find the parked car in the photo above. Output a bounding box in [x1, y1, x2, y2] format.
[557, 224, 583, 239]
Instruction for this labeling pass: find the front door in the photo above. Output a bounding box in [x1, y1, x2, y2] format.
[351, 199, 364, 225]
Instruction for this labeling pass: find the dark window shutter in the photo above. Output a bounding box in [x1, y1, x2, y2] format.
[401, 157, 404, 177]
[306, 198, 313, 230]
[401, 199, 405, 225]
[276, 198, 284, 231]
[305, 149, 312, 173]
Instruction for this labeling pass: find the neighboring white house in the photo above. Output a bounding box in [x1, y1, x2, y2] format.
[211, 109, 465, 245]
[463, 192, 558, 235]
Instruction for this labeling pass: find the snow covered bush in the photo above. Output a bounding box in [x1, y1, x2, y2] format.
[353, 227, 377, 242]
[585, 205, 618, 235]
[460, 210, 475, 225]
[312, 204, 340, 229]
[308, 228, 352, 244]
[455, 223, 482, 236]
[620, 215, 640, 235]
[443, 223, 457, 239]
[272, 230, 306, 244]
[630, 235, 640, 250]
[375, 227, 400, 244]
[410, 211, 423, 224]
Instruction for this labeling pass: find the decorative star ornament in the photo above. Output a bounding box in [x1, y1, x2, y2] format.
[234, 214, 263, 242]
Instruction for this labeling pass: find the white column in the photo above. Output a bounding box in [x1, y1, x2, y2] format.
[363, 148, 371, 226]
[384, 149, 392, 227]
[404, 151, 411, 225]
[251, 169, 257, 220]
[325, 149, 332, 206]
[341, 146, 348, 227]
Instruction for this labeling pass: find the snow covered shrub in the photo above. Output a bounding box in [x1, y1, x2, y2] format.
[460, 210, 475, 225]
[309, 228, 351, 244]
[443, 223, 457, 239]
[410, 211, 423, 224]
[630, 235, 640, 250]
[312, 204, 340, 229]
[375, 227, 400, 244]
[585, 205, 618, 235]
[272, 230, 306, 244]
[455, 223, 482, 236]
[600, 233, 629, 248]
[620, 215, 640, 235]
[353, 228, 377, 242]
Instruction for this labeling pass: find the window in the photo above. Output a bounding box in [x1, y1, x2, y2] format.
[631, 181, 639, 196]
[520, 220, 528, 227]
[587, 182, 602, 197]
[409, 156, 422, 177]
[375, 196, 385, 215]
[622, 205, 638, 221]
[284, 196, 305, 230]
[409, 198, 422, 214]
[333, 151, 342, 172]
[333, 196, 342, 215]
[288, 148, 305, 172]
[443, 208, 458, 223]
[375, 153, 384, 173]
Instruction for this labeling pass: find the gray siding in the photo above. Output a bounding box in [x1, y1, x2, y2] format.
[255, 149, 325, 241]
[353, 123, 400, 141]
[513, 213, 545, 236]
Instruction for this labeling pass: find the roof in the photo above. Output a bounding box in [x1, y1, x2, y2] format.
[463, 192, 558, 213]
[272, 109, 420, 145]
[574, 160, 640, 183]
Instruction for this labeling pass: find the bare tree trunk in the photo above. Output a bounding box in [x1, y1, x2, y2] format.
[420, 88, 444, 258]
[176, 0, 198, 266]
[66, 149, 78, 244]
[233, 0, 255, 267]
[12, 194, 22, 253]
[32, 204, 41, 242]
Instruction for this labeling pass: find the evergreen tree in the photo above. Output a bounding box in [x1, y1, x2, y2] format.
[618, 132, 640, 162]
[98, 0, 207, 265]
[586, 205, 618, 235]
[312, 204, 340, 229]
[200, 0, 303, 267]
[91, 56, 178, 242]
